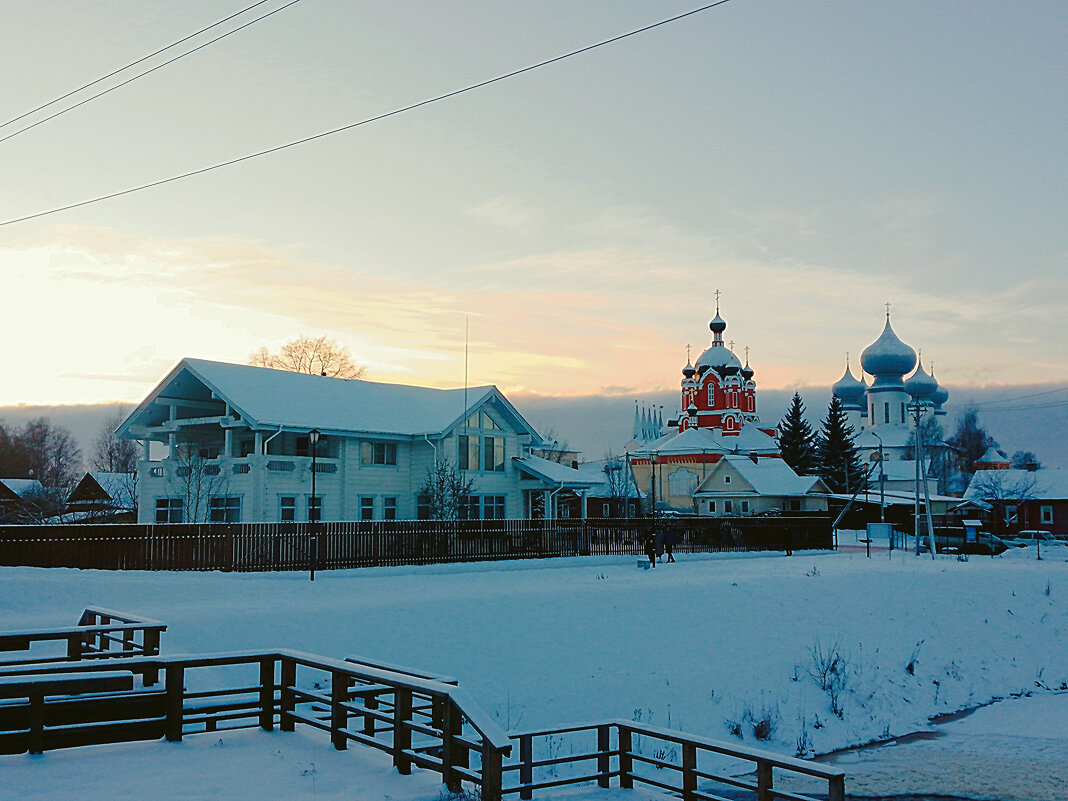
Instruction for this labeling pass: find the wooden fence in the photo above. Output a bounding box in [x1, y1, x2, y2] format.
[0, 517, 832, 572]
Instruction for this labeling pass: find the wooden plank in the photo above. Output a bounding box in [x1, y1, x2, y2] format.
[0, 671, 133, 698]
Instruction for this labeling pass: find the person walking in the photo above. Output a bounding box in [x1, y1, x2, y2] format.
[664, 526, 677, 563]
[643, 529, 656, 568]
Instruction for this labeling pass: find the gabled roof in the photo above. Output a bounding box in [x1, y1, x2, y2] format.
[636, 425, 780, 458]
[0, 478, 44, 499]
[695, 456, 825, 497]
[67, 472, 136, 509]
[963, 468, 1068, 502]
[513, 455, 600, 489]
[118, 358, 543, 441]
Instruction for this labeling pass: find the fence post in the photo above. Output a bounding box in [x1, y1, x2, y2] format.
[518, 733, 533, 800]
[258, 657, 275, 731]
[66, 633, 82, 661]
[682, 742, 697, 801]
[618, 726, 633, 789]
[143, 628, 161, 685]
[165, 664, 184, 742]
[756, 760, 773, 801]
[441, 698, 463, 793]
[280, 657, 296, 732]
[597, 724, 610, 788]
[828, 773, 845, 801]
[364, 690, 379, 736]
[393, 687, 413, 774]
[27, 691, 45, 754]
[481, 742, 504, 801]
[331, 671, 348, 750]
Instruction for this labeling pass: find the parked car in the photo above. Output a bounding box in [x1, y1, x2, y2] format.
[1003, 530, 1061, 548]
[920, 534, 1010, 556]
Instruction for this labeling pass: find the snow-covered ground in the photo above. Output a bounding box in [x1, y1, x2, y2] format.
[2, 547, 1066, 799]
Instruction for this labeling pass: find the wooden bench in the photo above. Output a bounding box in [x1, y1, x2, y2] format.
[0, 671, 134, 754]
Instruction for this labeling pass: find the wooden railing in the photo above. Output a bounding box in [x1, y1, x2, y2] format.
[505, 721, 845, 801]
[0, 517, 833, 572]
[0, 607, 166, 684]
[0, 652, 845, 801]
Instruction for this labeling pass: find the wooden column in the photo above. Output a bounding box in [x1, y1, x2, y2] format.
[597, 725, 610, 788]
[518, 733, 533, 800]
[143, 629, 161, 686]
[481, 742, 504, 801]
[828, 773, 846, 801]
[757, 761, 773, 801]
[393, 688, 413, 774]
[165, 665, 184, 742]
[682, 742, 697, 801]
[27, 691, 45, 754]
[618, 727, 633, 789]
[280, 658, 296, 732]
[331, 672, 348, 750]
[441, 699, 463, 793]
[258, 657, 275, 731]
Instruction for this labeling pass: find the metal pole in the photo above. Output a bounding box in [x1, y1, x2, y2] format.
[310, 429, 319, 582]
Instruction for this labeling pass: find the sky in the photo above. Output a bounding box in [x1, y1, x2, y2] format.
[2, 1, 1066, 409]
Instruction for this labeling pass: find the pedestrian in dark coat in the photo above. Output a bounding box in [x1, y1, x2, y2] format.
[643, 530, 656, 568]
[654, 529, 665, 562]
[664, 526, 677, 563]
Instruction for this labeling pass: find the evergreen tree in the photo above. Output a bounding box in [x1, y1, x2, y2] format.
[815, 396, 866, 494]
[946, 408, 992, 478]
[776, 393, 817, 475]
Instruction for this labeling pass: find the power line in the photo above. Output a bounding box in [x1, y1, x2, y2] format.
[1, 0, 274, 131]
[0, 0, 735, 228]
[965, 385, 1068, 408]
[0, 0, 303, 146]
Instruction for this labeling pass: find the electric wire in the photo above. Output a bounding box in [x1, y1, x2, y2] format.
[0, 0, 303, 146]
[965, 386, 1068, 408]
[0, 0, 734, 228]
[0, 0, 273, 132]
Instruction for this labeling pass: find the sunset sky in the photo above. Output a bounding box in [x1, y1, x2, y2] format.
[2, 1, 1065, 407]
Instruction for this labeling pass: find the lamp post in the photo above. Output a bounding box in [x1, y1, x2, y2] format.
[309, 428, 320, 582]
[649, 452, 659, 516]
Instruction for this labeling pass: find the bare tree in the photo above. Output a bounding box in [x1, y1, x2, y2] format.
[91, 408, 139, 473]
[419, 457, 476, 520]
[168, 446, 231, 523]
[249, 335, 366, 379]
[602, 452, 632, 517]
[969, 471, 1039, 536]
[537, 426, 573, 465]
[18, 418, 81, 492]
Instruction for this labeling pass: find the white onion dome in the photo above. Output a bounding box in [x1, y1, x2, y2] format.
[861, 317, 917, 386]
[709, 314, 727, 334]
[832, 365, 866, 409]
[904, 359, 938, 400]
[929, 372, 949, 411]
[697, 344, 742, 376]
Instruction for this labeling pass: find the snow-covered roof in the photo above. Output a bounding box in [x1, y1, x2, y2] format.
[636, 425, 779, 458]
[118, 358, 542, 441]
[0, 478, 44, 498]
[512, 455, 600, 489]
[68, 472, 136, 509]
[976, 446, 1010, 465]
[695, 456, 824, 497]
[963, 468, 1068, 502]
[571, 459, 642, 498]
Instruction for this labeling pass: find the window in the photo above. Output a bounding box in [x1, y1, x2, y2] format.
[459, 435, 480, 471]
[483, 437, 505, 472]
[669, 468, 698, 497]
[483, 495, 506, 520]
[209, 496, 241, 523]
[602, 502, 611, 517]
[417, 494, 431, 521]
[708, 501, 716, 513]
[465, 410, 501, 430]
[724, 500, 734, 514]
[155, 498, 183, 523]
[239, 439, 255, 457]
[741, 500, 750, 513]
[279, 496, 296, 522]
[296, 435, 328, 458]
[900, 403, 906, 424]
[308, 495, 322, 522]
[460, 497, 480, 521]
[1041, 505, 1053, 525]
[724, 475, 731, 484]
[361, 442, 397, 466]
[884, 402, 890, 425]
[707, 385, 715, 406]
[789, 500, 802, 512]
[359, 496, 375, 521]
[1004, 505, 1017, 525]
[383, 497, 397, 521]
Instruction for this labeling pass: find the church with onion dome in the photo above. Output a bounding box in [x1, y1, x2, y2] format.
[629, 298, 812, 514]
[831, 310, 950, 497]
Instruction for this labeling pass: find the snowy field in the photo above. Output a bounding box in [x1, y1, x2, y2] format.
[2, 547, 1066, 799]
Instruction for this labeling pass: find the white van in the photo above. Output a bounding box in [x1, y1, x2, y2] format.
[1004, 530, 1060, 548]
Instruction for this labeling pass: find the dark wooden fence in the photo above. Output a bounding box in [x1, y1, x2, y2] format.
[0, 516, 832, 572]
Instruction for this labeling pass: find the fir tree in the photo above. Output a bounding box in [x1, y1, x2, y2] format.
[777, 393, 817, 475]
[815, 396, 866, 494]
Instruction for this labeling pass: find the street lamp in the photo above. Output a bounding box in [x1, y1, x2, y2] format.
[649, 452, 659, 515]
[309, 428, 320, 582]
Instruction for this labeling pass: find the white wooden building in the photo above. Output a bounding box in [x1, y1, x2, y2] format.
[117, 358, 570, 524]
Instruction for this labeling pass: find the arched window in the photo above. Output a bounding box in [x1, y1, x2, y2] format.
[668, 467, 698, 497]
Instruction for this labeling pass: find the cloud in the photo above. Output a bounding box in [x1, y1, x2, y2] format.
[465, 196, 541, 232]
